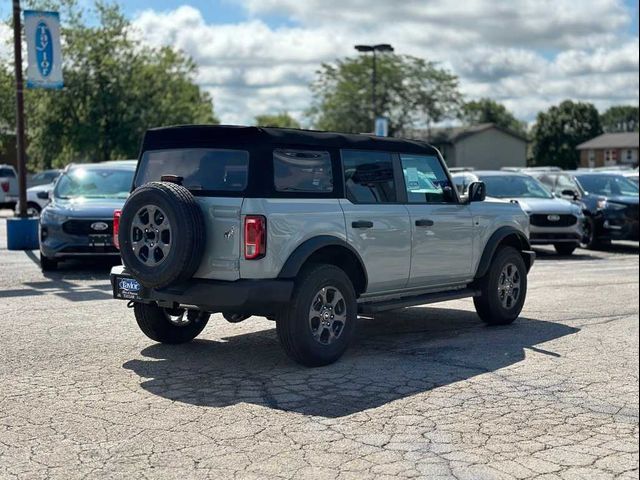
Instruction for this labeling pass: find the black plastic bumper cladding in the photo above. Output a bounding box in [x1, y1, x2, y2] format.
[111, 271, 294, 316]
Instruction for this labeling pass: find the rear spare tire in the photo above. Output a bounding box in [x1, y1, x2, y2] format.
[118, 182, 205, 289]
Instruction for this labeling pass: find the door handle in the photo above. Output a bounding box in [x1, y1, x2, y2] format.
[415, 219, 434, 227]
[352, 220, 374, 229]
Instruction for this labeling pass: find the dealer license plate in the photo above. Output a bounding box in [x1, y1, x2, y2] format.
[114, 276, 142, 301]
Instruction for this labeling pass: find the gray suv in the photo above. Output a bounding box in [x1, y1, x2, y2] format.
[110, 126, 534, 366]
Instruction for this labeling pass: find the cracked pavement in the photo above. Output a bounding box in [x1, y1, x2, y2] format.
[0, 218, 638, 479]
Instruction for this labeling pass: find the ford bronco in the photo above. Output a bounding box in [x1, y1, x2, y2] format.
[111, 125, 534, 366]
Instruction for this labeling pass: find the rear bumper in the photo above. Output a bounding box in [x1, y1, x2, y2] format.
[110, 265, 294, 316]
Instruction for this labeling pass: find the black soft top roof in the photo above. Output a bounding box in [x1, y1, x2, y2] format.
[141, 124, 438, 155]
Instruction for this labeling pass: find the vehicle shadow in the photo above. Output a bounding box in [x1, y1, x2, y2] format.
[532, 247, 602, 261]
[0, 250, 116, 302]
[123, 307, 579, 418]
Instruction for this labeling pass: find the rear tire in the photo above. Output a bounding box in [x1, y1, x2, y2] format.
[40, 253, 58, 271]
[554, 243, 577, 255]
[134, 303, 209, 344]
[276, 265, 357, 367]
[473, 247, 527, 326]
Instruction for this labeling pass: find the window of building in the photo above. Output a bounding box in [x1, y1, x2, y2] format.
[342, 150, 397, 203]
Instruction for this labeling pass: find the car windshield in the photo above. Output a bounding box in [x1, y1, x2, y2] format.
[478, 174, 553, 199]
[575, 174, 639, 197]
[54, 167, 134, 199]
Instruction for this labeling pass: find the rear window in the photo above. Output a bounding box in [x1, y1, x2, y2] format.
[0, 167, 16, 177]
[273, 149, 333, 193]
[134, 149, 249, 192]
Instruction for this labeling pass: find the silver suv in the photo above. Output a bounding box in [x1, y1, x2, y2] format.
[110, 126, 534, 366]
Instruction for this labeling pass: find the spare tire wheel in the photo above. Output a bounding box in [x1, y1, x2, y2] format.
[118, 182, 206, 289]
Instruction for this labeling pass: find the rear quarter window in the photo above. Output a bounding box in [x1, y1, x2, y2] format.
[135, 149, 249, 192]
[273, 149, 333, 193]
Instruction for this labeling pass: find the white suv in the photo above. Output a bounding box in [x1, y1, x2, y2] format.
[111, 126, 534, 366]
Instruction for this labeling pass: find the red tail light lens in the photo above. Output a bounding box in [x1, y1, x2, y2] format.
[113, 210, 122, 250]
[1, 181, 8, 193]
[244, 215, 266, 260]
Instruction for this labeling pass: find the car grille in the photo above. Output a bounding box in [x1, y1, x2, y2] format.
[626, 205, 639, 221]
[529, 214, 578, 227]
[62, 219, 113, 235]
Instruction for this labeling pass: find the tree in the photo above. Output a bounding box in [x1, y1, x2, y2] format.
[255, 112, 301, 128]
[461, 98, 526, 134]
[600, 105, 639, 133]
[531, 100, 602, 169]
[308, 54, 462, 135]
[1, 0, 218, 169]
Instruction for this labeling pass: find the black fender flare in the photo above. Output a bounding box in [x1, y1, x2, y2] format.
[278, 235, 368, 291]
[475, 226, 532, 279]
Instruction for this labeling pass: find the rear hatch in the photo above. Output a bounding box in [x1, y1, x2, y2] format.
[133, 148, 249, 281]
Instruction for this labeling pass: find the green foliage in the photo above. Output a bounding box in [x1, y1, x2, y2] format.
[600, 105, 639, 133]
[461, 98, 526, 135]
[1, 0, 217, 169]
[531, 100, 603, 169]
[308, 54, 462, 135]
[255, 112, 301, 128]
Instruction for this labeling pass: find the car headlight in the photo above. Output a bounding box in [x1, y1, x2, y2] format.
[598, 200, 626, 211]
[41, 209, 67, 223]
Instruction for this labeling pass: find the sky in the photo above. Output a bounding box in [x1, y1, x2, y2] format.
[1, 0, 639, 126]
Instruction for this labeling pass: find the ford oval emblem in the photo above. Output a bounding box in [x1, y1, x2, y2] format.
[91, 221, 109, 231]
[547, 214, 561, 222]
[35, 21, 54, 78]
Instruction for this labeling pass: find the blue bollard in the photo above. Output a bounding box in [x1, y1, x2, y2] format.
[6, 217, 40, 250]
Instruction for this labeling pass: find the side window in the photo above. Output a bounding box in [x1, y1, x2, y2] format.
[400, 154, 453, 203]
[555, 175, 578, 194]
[342, 150, 397, 203]
[273, 149, 333, 193]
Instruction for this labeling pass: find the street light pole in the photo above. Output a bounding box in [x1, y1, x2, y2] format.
[354, 44, 394, 132]
[12, 0, 27, 218]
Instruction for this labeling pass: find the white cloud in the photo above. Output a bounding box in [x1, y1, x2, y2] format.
[131, 0, 639, 125]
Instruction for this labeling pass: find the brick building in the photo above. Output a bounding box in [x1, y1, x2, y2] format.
[577, 132, 639, 168]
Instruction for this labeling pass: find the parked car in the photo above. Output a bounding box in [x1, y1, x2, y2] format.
[15, 182, 59, 217]
[39, 161, 136, 270]
[110, 125, 535, 367]
[28, 169, 62, 188]
[530, 171, 639, 248]
[453, 171, 584, 255]
[0, 164, 18, 208]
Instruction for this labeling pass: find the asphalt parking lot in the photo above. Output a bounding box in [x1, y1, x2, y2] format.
[0, 217, 638, 480]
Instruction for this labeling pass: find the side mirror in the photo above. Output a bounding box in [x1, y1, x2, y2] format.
[468, 181, 486, 202]
[37, 191, 49, 200]
[561, 189, 579, 200]
[442, 186, 455, 202]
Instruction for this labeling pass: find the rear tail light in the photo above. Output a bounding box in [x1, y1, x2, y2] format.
[244, 215, 266, 259]
[113, 210, 122, 249]
[1, 181, 8, 193]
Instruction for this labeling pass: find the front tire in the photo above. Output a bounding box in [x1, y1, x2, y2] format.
[40, 253, 58, 271]
[554, 243, 577, 255]
[474, 247, 527, 326]
[134, 303, 209, 344]
[276, 265, 357, 367]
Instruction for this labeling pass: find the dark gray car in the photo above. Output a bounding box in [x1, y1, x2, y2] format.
[39, 161, 136, 270]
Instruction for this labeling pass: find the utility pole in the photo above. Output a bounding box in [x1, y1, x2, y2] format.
[354, 44, 394, 131]
[12, 0, 27, 218]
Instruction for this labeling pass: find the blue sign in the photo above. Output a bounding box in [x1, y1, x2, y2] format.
[24, 11, 63, 89]
[375, 117, 389, 137]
